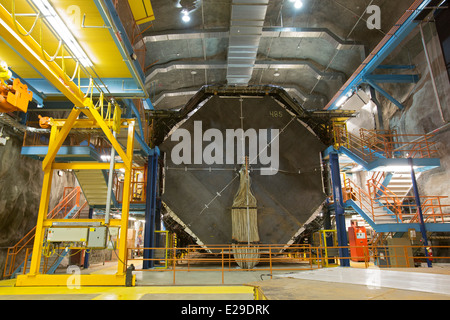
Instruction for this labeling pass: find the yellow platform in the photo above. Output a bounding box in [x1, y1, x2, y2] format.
[0, 278, 255, 300]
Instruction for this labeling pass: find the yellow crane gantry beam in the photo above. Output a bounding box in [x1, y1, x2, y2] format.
[1, 5, 138, 286]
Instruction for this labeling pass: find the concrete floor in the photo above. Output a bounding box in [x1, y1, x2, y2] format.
[255, 266, 450, 300]
[1, 262, 450, 300]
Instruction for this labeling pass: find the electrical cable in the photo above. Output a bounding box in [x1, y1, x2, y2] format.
[104, 224, 129, 268]
[42, 240, 55, 258]
[259, 273, 272, 280]
[12, 1, 41, 37]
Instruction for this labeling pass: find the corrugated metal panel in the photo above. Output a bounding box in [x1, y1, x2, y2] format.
[226, 0, 269, 85]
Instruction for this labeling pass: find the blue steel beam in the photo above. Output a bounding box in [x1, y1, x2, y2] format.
[329, 152, 350, 267]
[364, 78, 405, 110]
[409, 158, 432, 267]
[93, 0, 147, 97]
[143, 153, 159, 269]
[122, 99, 153, 156]
[325, 0, 432, 110]
[83, 207, 94, 269]
[364, 74, 419, 83]
[376, 65, 416, 70]
[21, 78, 146, 98]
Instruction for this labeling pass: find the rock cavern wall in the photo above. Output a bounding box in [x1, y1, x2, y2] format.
[0, 125, 76, 279]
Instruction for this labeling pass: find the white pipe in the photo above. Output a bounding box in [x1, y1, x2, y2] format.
[105, 131, 116, 225]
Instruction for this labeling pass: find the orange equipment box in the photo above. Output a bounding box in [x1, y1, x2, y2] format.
[348, 221, 368, 262]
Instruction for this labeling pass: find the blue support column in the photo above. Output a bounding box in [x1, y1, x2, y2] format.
[143, 153, 159, 269]
[83, 207, 94, 269]
[329, 152, 350, 267]
[409, 158, 432, 268]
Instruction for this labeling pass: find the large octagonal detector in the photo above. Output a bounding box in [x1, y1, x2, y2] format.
[160, 95, 327, 248]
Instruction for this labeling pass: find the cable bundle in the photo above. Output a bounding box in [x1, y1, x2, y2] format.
[231, 162, 260, 269]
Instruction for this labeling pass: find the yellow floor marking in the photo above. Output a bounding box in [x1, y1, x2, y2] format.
[0, 279, 254, 300]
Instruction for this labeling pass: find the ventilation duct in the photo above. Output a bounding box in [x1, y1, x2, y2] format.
[226, 0, 269, 86]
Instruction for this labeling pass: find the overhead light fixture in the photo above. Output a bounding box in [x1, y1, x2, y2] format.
[30, 0, 93, 67]
[273, 70, 280, 77]
[351, 165, 363, 172]
[294, 0, 303, 9]
[336, 91, 354, 107]
[336, 96, 349, 107]
[379, 165, 417, 172]
[181, 9, 191, 23]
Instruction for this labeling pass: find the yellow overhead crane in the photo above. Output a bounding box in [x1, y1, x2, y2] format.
[0, 60, 33, 113]
[15, 106, 137, 287]
[0, 1, 145, 286]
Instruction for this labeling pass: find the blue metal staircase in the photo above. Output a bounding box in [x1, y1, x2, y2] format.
[325, 126, 449, 233]
[341, 171, 450, 233]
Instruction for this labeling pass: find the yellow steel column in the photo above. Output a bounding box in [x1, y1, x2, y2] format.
[116, 121, 135, 276]
[26, 125, 58, 276]
[42, 108, 81, 170]
[27, 168, 53, 276]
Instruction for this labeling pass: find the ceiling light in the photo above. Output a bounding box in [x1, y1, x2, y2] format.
[336, 91, 354, 107]
[336, 96, 348, 107]
[181, 10, 191, 23]
[182, 14, 191, 22]
[30, 0, 93, 67]
[378, 166, 417, 172]
[274, 71, 280, 77]
[294, 0, 303, 9]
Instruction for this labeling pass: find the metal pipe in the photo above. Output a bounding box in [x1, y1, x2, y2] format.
[104, 131, 116, 225]
[419, 22, 447, 123]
